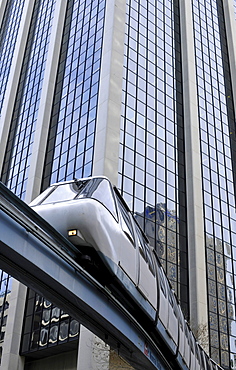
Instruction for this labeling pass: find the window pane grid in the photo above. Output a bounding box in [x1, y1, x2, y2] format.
[118, 0, 188, 317]
[0, 0, 25, 115]
[1, 0, 56, 200]
[42, 0, 106, 189]
[193, 0, 236, 366]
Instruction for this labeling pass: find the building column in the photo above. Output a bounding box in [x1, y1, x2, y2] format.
[24, 0, 68, 204]
[179, 0, 208, 343]
[77, 326, 109, 370]
[1, 280, 27, 370]
[0, 0, 35, 173]
[92, 0, 126, 187]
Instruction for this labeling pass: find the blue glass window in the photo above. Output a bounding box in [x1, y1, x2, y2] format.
[118, 0, 188, 317]
[1, 0, 56, 200]
[42, 0, 106, 189]
[193, 0, 236, 366]
[0, 0, 25, 116]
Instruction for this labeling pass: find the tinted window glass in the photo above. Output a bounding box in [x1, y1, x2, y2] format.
[42, 182, 86, 204]
[134, 222, 155, 275]
[92, 180, 117, 217]
[116, 194, 134, 243]
[30, 187, 55, 206]
[136, 224, 147, 260]
[80, 178, 117, 219]
[159, 268, 167, 298]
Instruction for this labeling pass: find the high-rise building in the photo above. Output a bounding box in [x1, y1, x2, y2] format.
[0, 0, 236, 368]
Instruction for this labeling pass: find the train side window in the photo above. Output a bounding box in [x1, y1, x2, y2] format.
[189, 332, 194, 354]
[167, 290, 178, 319]
[168, 289, 174, 308]
[89, 179, 118, 219]
[159, 268, 167, 298]
[116, 195, 134, 244]
[172, 296, 178, 318]
[80, 178, 118, 219]
[135, 225, 147, 261]
[177, 308, 183, 331]
[146, 245, 156, 275]
[195, 343, 201, 365]
[185, 325, 191, 350]
[134, 224, 155, 275]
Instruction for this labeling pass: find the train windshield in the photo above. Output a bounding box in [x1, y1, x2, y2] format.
[38, 178, 118, 219]
[40, 181, 88, 205]
[78, 178, 118, 219]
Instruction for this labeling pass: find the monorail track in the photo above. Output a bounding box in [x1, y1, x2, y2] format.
[0, 182, 173, 370]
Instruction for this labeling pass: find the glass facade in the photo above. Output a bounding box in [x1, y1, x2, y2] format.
[1, 0, 56, 200]
[42, 0, 106, 189]
[192, 0, 236, 367]
[0, 1, 25, 357]
[20, 0, 106, 357]
[1, 0, 236, 367]
[118, 0, 188, 317]
[0, 0, 25, 116]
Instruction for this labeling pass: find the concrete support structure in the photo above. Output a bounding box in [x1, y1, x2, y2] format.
[93, 0, 126, 186]
[77, 327, 109, 370]
[179, 0, 208, 343]
[1, 280, 27, 370]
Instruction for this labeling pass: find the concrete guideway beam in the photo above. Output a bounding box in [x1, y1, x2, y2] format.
[0, 187, 170, 370]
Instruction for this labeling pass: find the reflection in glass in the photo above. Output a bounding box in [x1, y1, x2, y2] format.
[69, 319, 79, 338]
[59, 320, 69, 342]
[39, 328, 48, 347]
[42, 309, 51, 326]
[193, 0, 236, 362]
[49, 325, 58, 344]
[51, 307, 60, 322]
[42, 0, 106, 188]
[1, 0, 56, 199]
[31, 331, 39, 350]
[0, 0, 25, 115]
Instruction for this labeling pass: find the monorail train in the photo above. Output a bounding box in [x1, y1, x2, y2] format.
[30, 176, 222, 370]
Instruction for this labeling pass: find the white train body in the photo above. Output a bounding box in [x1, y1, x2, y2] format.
[30, 176, 222, 370]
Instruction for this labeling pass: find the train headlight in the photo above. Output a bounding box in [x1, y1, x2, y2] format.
[68, 229, 77, 236]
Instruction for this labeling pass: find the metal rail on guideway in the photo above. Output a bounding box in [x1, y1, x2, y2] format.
[0, 182, 171, 370]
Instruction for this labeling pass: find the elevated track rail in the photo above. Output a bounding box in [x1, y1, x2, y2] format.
[0, 182, 171, 370]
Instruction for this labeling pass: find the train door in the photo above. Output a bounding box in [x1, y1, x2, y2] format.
[115, 194, 137, 284]
[166, 287, 179, 350]
[194, 342, 202, 370]
[156, 265, 178, 354]
[178, 307, 190, 367]
[189, 331, 197, 370]
[157, 264, 169, 329]
[198, 346, 208, 370]
[133, 221, 157, 310]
